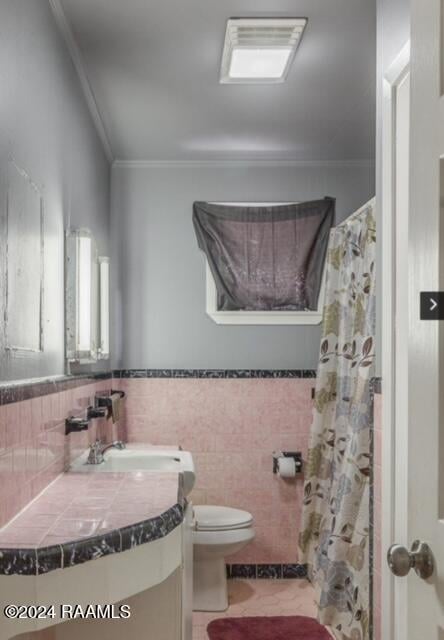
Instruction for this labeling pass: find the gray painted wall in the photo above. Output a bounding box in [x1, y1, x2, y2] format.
[111, 163, 375, 370]
[0, 0, 111, 382]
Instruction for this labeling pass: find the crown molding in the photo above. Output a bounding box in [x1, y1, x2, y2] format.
[113, 158, 375, 170]
[49, 0, 114, 163]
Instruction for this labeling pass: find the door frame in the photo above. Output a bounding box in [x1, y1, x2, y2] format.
[381, 41, 410, 640]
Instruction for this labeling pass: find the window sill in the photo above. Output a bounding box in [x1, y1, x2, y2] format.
[207, 310, 323, 325]
[205, 262, 324, 326]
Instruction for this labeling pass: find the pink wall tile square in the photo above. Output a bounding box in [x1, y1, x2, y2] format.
[0, 406, 6, 454]
[5, 404, 19, 449]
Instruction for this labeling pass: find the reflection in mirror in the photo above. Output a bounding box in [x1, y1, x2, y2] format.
[65, 228, 97, 364]
[6, 161, 44, 354]
[78, 234, 92, 352]
[98, 256, 110, 360]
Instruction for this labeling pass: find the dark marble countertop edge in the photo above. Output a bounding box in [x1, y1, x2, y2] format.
[0, 501, 185, 577]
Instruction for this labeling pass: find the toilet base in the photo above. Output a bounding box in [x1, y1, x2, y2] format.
[193, 557, 228, 612]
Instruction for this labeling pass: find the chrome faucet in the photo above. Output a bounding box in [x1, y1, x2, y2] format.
[86, 439, 126, 465]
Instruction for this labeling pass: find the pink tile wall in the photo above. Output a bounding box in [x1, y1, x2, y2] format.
[115, 377, 314, 564]
[0, 380, 120, 529]
[373, 392, 382, 640]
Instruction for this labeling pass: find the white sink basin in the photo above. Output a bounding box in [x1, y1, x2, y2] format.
[70, 448, 195, 496]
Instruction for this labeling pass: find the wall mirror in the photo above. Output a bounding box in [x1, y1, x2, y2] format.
[5, 161, 45, 354]
[65, 229, 110, 365]
[65, 228, 97, 363]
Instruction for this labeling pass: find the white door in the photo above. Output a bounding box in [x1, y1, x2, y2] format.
[381, 42, 410, 640]
[385, 2, 444, 638]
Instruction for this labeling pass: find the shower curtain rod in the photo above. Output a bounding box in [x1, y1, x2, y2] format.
[208, 197, 375, 231]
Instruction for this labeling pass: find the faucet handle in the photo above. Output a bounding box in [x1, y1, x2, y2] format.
[65, 417, 89, 436]
[87, 406, 107, 420]
[86, 440, 105, 465]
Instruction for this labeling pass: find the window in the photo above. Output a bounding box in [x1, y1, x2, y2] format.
[205, 260, 326, 325]
[194, 200, 334, 326]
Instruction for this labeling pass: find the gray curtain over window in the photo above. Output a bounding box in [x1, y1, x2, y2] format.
[193, 197, 335, 311]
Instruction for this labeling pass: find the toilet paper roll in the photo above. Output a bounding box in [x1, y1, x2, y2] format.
[277, 456, 296, 478]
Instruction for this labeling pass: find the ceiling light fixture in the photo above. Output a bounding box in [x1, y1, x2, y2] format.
[220, 17, 307, 84]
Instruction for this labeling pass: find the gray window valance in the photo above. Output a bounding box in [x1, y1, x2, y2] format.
[193, 197, 335, 312]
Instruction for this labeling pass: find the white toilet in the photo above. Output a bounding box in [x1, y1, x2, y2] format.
[192, 505, 255, 612]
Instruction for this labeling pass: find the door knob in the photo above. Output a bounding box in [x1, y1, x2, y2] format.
[387, 540, 434, 579]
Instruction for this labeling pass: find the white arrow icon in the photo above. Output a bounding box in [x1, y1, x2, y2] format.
[430, 298, 438, 311]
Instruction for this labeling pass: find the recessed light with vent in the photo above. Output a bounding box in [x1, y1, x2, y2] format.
[220, 17, 307, 84]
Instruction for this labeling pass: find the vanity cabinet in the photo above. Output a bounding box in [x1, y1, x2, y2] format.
[1, 476, 193, 640]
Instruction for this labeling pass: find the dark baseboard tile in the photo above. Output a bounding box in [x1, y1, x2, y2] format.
[257, 564, 284, 579]
[0, 372, 112, 406]
[373, 377, 382, 394]
[282, 563, 309, 578]
[227, 563, 308, 580]
[227, 564, 257, 579]
[114, 369, 317, 379]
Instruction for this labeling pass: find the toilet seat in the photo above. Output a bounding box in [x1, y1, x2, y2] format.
[194, 505, 253, 531]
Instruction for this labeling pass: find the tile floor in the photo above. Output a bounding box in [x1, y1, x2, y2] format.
[192, 579, 324, 640]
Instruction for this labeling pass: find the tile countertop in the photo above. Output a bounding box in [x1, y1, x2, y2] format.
[0, 465, 185, 576]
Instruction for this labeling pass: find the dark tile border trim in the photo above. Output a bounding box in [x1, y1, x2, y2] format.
[0, 372, 112, 406]
[114, 369, 317, 379]
[0, 502, 184, 576]
[227, 563, 308, 580]
[373, 377, 382, 394]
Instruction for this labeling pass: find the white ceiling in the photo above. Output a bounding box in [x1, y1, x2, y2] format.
[59, 0, 376, 162]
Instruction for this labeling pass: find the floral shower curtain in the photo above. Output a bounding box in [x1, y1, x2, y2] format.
[299, 199, 376, 640]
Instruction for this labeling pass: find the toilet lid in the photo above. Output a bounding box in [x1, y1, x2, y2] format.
[194, 505, 253, 531]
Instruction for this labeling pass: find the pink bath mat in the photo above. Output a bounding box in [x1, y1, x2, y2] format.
[207, 616, 331, 640]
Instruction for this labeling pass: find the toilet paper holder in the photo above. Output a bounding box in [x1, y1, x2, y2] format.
[272, 451, 303, 474]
